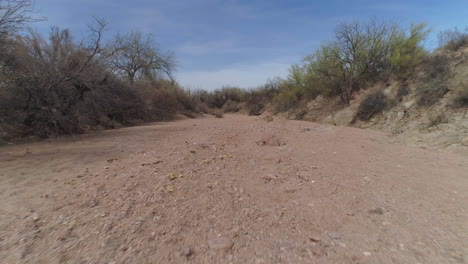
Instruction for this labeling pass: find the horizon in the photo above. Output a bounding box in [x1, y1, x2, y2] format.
[32, 0, 468, 90]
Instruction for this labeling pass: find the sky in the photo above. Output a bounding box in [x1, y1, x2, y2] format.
[31, 0, 468, 90]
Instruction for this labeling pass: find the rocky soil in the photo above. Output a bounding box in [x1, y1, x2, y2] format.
[0, 114, 467, 263]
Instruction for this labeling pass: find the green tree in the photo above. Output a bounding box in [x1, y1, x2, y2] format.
[390, 23, 430, 79]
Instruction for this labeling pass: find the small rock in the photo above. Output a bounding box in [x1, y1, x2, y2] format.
[166, 185, 175, 192]
[32, 213, 40, 222]
[168, 173, 181, 181]
[208, 237, 234, 250]
[181, 247, 193, 257]
[368, 208, 384, 215]
[148, 232, 157, 241]
[256, 134, 284, 146]
[328, 232, 342, 239]
[309, 235, 321, 242]
[363, 251, 371, 257]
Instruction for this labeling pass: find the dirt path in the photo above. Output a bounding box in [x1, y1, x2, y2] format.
[0, 115, 467, 264]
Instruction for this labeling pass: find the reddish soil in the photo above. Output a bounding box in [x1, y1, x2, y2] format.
[0, 114, 467, 264]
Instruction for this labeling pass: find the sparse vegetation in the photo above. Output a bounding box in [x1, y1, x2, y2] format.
[396, 83, 410, 101]
[416, 77, 449, 106]
[416, 54, 451, 106]
[354, 90, 388, 122]
[269, 20, 429, 112]
[0, 2, 200, 140]
[438, 27, 468, 51]
[454, 81, 468, 107]
[1, 1, 467, 143]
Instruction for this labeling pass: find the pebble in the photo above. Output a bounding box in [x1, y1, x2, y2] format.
[328, 232, 342, 239]
[368, 208, 384, 215]
[32, 213, 40, 222]
[309, 235, 321, 242]
[363, 251, 371, 256]
[181, 247, 193, 257]
[208, 237, 234, 250]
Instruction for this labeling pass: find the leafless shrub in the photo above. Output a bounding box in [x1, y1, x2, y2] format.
[0, 0, 45, 35]
[438, 27, 468, 51]
[416, 77, 449, 106]
[354, 90, 388, 122]
[110, 32, 176, 85]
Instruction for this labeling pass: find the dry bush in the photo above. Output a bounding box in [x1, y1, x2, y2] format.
[416, 77, 449, 106]
[212, 109, 224, 118]
[438, 28, 468, 51]
[221, 99, 241, 113]
[396, 83, 410, 101]
[0, 22, 200, 141]
[426, 112, 448, 128]
[415, 55, 451, 107]
[245, 83, 278, 115]
[454, 82, 468, 107]
[423, 55, 450, 80]
[354, 90, 388, 121]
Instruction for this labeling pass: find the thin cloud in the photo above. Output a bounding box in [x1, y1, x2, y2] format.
[178, 61, 290, 91]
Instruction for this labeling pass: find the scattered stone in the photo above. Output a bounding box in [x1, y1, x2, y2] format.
[363, 251, 372, 257]
[148, 232, 157, 241]
[256, 134, 284, 146]
[309, 235, 321, 242]
[181, 247, 193, 257]
[32, 213, 40, 222]
[328, 232, 342, 240]
[168, 173, 180, 181]
[284, 188, 297, 193]
[166, 185, 175, 193]
[141, 161, 162, 166]
[208, 237, 234, 250]
[368, 208, 384, 215]
[107, 158, 119, 163]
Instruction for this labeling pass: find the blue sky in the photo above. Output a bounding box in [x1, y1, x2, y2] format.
[32, 0, 468, 90]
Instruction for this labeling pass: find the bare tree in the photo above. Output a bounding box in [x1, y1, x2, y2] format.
[331, 19, 399, 103]
[0, 0, 44, 35]
[110, 31, 176, 85]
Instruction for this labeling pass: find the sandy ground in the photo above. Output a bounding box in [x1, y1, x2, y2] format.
[0, 114, 467, 264]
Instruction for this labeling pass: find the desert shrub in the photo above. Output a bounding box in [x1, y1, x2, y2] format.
[273, 86, 300, 112]
[424, 54, 450, 80]
[426, 112, 448, 128]
[246, 94, 265, 116]
[438, 27, 468, 51]
[221, 99, 241, 113]
[244, 80, 280, 115]
[454, 82, 468, 107]
[284, 20, 428, 104]
[416, 77, 449, 106]
[211, 109, 224, 118]
[355, 90, 388, 121]
[0, 21, 200, 140]
[396, 83, 410, 101]
[199, 87, 246, 109]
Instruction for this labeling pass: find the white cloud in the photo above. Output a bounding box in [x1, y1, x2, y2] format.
[177, 62, 290, 91]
